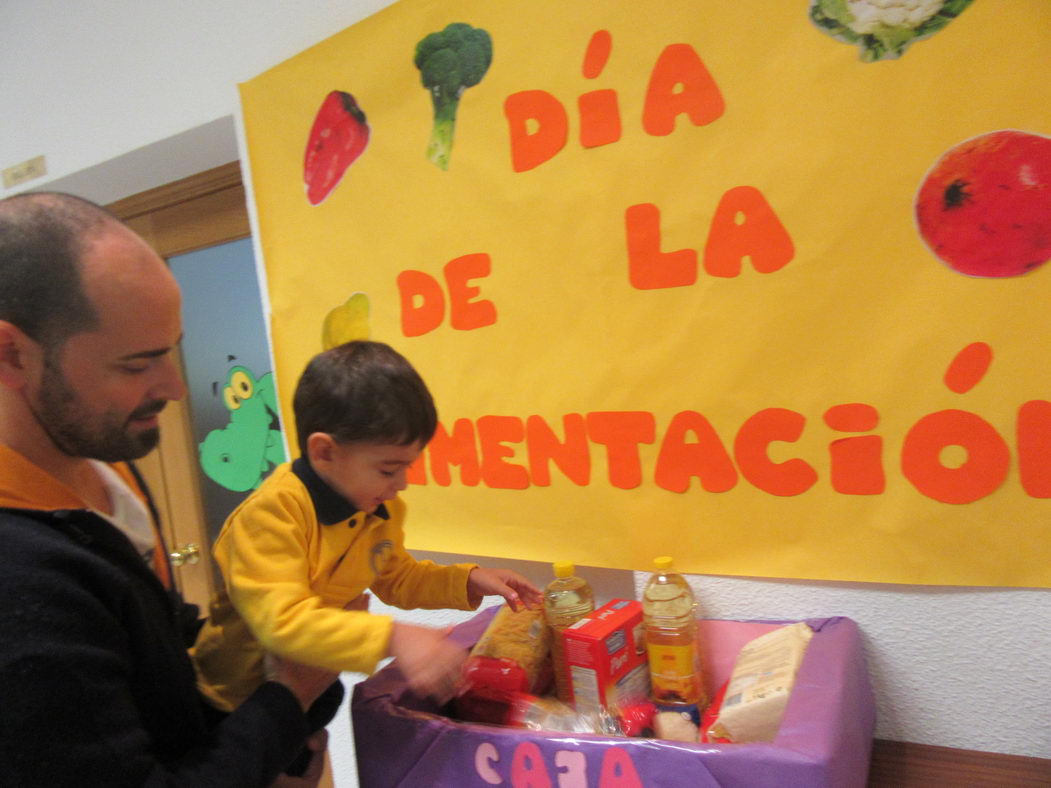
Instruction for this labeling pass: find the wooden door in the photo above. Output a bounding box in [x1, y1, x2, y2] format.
[107, 162, 251, 609]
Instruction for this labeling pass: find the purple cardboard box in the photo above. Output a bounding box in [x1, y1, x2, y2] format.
[352, 609, 875, 787]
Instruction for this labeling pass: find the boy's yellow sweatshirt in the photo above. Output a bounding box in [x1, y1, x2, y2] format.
[192, 459, 477, 711]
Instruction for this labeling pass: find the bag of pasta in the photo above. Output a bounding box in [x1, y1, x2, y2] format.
[455, 607, 552, 724]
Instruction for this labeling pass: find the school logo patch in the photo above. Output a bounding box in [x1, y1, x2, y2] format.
[369, 539, 394, 575]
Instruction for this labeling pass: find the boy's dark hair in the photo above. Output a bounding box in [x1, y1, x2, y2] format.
[293, 340, 438, 455]
[0, 192, 111, 351]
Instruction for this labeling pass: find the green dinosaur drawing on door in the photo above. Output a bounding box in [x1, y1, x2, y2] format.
[199, 366, 286, 492]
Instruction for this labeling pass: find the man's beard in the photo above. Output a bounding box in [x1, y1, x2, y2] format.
[29, 357, 166, 463]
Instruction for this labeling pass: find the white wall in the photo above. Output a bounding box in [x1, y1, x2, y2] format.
[0, 0, 392, 204]
[3, 2, 1048, 784]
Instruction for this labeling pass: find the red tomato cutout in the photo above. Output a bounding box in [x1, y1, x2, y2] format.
[303, 91, 370, 205]
[915, 130, 1051, 277]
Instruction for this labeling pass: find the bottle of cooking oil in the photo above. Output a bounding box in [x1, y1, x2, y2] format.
[543, 561, 595, 703]
[642, 556, 707, 708]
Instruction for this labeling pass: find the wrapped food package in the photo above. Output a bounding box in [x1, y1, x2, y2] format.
[699, 680, 732, 743]
[654, 709, 700, 742]
[456, 606, 552, 723]
[706, 622, 814, 743]
[506, 693, 656, 737]
[506, 693, 622, 735]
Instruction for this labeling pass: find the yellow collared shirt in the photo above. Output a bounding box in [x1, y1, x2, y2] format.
[192, 459, 477, 711]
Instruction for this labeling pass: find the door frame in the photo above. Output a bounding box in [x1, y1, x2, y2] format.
[107, 161, 250, 608]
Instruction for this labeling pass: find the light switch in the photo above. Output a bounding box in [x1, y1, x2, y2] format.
[2, 155, 47, 189]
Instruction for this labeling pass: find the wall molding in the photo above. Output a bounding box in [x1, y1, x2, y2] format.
[107, 161, 243, 222]
[869, 739, 1051, 786]
[107, 161, 249, 259]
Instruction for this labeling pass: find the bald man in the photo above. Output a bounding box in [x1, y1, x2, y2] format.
[0, 193, 338, 786]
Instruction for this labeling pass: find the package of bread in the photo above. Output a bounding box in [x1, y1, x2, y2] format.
[705, 622, 814, 743]
[456, 607, 553, 723]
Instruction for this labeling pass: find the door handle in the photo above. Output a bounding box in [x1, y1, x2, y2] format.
[170, 542, 201, 567]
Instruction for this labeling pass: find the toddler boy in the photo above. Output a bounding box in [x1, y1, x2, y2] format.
[192, 341, 541, 716]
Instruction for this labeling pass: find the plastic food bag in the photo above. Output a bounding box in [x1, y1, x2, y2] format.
[706, 622, 814, 742]
[456, 607, 552, 723]
[507, 693, 623, 735]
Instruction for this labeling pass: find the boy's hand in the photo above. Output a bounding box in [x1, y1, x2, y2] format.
[467, 567, 543, 611]
[387, 622, 467, 703]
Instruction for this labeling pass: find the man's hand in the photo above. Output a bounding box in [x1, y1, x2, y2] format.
[387, 622, 468, 704]
[264, 652, 339, 713]
[467, 567, 543, 611]
[269, 730, 328, 788]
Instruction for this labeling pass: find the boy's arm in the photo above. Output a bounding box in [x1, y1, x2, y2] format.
[370, 500, 542, 611]
[220, 492, 395, 675]
[368, 498, 479, 610]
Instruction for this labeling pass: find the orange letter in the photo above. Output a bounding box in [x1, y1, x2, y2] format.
[526, 414, 590, 486]
[625, 203, 697, 290]
[1018, 400, 1051, 498]
[654, 411, 737, 493]
[587, 411, 656, 489]
[944, 342, 993, 394]
[478, 415, 529, 489]
[505, 90, 568, 173]
[578, 90, 621, 148]
[397, 270, 444, 337]
[642, 43, 724, 136]
[578, 31, 621, 148]
[901, 410, 1009, 504]
[734, 408, 817, 496]
[824, 404, 884, 495]
[427, 419, 481, 486]
[582, 30, 612, 79]
[444, 253, 497, 331]
[704, 186, 794, 277]
[406, 454, 427, 485]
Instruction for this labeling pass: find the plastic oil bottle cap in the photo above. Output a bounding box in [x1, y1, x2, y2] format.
[553, 561, 576, 578]
[653, 556, 674, 571]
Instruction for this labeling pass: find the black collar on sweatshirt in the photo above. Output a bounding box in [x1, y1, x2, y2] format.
[291, 457, 389, 526]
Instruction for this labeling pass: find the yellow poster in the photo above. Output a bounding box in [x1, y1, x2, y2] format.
[240, 0, 1051, 587]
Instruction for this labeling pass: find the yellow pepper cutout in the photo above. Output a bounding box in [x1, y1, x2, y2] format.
[322, 292, 371, 349]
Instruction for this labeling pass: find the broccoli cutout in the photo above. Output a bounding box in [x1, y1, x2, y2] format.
[414, 22, 493, 170]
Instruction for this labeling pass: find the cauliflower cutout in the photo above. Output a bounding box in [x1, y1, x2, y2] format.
[810, 0, 975, 62]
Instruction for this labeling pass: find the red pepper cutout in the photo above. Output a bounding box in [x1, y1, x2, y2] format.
[303, 90, 369, 205]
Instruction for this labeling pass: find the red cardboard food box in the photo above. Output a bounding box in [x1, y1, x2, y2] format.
[561, 598, 650, 713]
